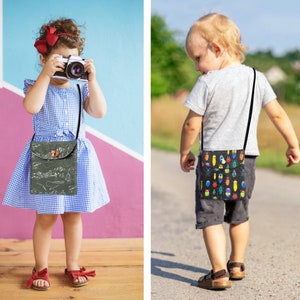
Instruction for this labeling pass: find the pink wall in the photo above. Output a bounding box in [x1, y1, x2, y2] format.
[0, 87, 143, 238]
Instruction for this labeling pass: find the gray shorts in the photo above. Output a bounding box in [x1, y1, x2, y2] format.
[195, 156, 256, 229]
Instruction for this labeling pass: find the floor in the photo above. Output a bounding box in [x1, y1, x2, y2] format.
[0, 238, 143, 300]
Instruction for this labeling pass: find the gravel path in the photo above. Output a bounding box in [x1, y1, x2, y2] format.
[151, 149, 300, 300]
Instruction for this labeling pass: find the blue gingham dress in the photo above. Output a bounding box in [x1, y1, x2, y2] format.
[3, 79, 110, 214]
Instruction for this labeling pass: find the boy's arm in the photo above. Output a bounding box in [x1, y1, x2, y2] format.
[264, 99, 300, 167]
[180, 109, 202, 172]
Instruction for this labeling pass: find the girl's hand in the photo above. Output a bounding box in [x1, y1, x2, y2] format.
[286, 147, 300, 167]
[83, 58, 107, 118]
[23, 54, 65, 114]
[41, 54, 65, 78]
[84, 59, 96, 81]
[180, 151, 196, 172]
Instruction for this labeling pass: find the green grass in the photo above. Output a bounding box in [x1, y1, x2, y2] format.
[152, 134, 198, 153]
[151, 95, 300, 175]
[151, 137, 300, 175]
[151, 134, 179, 152]
[256, 149, 300, 175]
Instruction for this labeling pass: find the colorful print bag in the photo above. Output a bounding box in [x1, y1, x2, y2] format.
[199, 149, 246, 200]
[199, 68, 256, 201]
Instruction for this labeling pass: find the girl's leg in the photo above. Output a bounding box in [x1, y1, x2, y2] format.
[32, 213, 58, 289]
[202, 224, 227, 273]
[61, 212, 86, 285]
[229, 220, 250, 264]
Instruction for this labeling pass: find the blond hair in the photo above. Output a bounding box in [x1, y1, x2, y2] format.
[186, 13, 247, 63]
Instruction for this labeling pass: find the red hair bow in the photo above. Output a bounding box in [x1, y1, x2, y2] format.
[34, 26, 59, 54]
[34, 26, 75, 54]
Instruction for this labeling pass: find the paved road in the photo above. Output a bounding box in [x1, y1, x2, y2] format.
[151, 149, 300, 300]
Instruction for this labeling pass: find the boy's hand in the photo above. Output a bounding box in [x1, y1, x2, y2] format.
[180, 151, 196, 172]
[286, 147, 300, 167]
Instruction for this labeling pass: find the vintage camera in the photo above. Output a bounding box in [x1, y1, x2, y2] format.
[53, 55, 88, 82]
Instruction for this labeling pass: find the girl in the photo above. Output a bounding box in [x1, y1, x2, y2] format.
[3, 18, 110, 290]
[180, 13, 300, 290]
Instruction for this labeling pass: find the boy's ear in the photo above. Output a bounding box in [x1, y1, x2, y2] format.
[211, 42, 224, 57]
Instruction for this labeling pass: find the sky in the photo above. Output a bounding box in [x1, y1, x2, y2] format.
[151, 0, 300, 55]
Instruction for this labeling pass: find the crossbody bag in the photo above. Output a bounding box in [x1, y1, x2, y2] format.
[30, 84, 82, 195]
[199, 68, 256, 201]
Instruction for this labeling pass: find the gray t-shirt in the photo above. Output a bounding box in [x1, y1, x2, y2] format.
[184, 64, 276, 156]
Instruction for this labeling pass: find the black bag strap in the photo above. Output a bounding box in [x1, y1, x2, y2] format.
[75, 84, 82, 140]
[201, 67, 256, 151]
[243, 67, 256, 150]
[32, 84, 82, 141]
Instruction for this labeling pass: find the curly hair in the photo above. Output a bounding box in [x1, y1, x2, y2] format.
[36, 18, 85, 56]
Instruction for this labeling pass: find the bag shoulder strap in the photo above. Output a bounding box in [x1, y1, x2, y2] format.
[243, 67, 256, 150]
[75, 84, 82, 140]
[201, 67, 256, 151]
[32, 84, 82, 141]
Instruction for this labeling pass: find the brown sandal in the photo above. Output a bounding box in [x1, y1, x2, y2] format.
[25, 267, 50, 291]
[227, 261, 245, 280]
[198, 269, 232, 290]
[65, 267, 96, 287]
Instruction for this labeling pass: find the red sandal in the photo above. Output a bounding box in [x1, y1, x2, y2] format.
[65, 267, 96, 287]
[25, 267, 50, 291]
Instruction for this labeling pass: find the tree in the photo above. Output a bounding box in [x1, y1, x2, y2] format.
[152, 15, 300, 104]
[151, 15, 187, 97]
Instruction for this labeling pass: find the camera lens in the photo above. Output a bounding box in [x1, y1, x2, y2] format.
[66, 62, 85, 79]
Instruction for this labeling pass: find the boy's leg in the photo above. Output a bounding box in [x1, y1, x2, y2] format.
[32, 213, 58, 288]
[225, 158, 255, 272]
[203, 224, 227, 273]
[199, 224, 231, 289]
[61, 212, 86, 285]
[229, 220, 250, 263]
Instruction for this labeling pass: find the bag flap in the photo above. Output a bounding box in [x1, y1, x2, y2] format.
[31, 141, 77, 160]
[200, 149, 245, 168]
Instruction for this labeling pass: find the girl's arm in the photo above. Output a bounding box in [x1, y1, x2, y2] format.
[23, 54, 64, 114]
[23, 73, 50, 114]
[264, 99, 300, 167]
[180, 109, 202, 172]
[84, 59, 107, 118]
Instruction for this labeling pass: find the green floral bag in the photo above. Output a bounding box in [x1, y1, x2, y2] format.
[30, 140, 78, 195]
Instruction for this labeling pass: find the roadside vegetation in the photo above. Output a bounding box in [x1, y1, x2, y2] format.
[151, 15, 300, 175]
